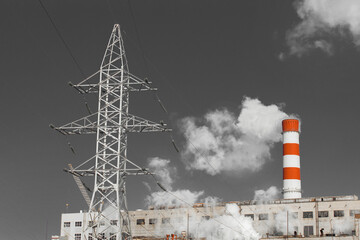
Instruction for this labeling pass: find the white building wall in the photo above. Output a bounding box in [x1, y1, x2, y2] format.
[59, 196, 360, 240]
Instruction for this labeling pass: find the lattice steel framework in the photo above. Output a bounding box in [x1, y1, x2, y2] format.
[52, 24, 170, 240]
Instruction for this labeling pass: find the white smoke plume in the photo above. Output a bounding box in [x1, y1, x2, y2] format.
[273, 210, 300, 235]
[145, 157, 205, 208]
[251, 187, 302, 236]
[195, 204, 260, 240]
[254, 186, 280, 204]
[147, 157, 175, 191]
[203, 196, 222, 207]
[145, 189, 204, 208]
[148, 203, 260, 240]
[142, 181, 152, 192]
[284, 0, 360, 57]
[180, 97, 291, 176]
[332, 217, 354, 235]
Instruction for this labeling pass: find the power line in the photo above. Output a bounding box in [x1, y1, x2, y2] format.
[118, 6, 274, 234]
[39, 1, 272, 236]
[37, 0, 85, 78]
[126, 0, 150, 77]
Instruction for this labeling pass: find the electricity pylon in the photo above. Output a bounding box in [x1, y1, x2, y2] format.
[52, 24, 170, 240]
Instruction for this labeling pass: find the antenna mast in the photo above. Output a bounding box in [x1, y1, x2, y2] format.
[52, 24, 170, 240]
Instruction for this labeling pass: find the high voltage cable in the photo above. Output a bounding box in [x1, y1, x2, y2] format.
[40, 0, 269, 236]
[119, 9, 246, 218]
[126, 0, 150, 77]
[37, 0, 85, 78]
[108, 1, 273, 234]
[38, 0, 98, 155]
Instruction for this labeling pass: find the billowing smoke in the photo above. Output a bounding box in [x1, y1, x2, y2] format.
[195, 204, 260, 240]
[273, 210, 300, 235]
[251, 187, 300, 237]
[254, 186, 280, 203]
[180, 97, 291, 176]
[203, 196, 222, 207]
[284, 0, 360, 57]
[145, 190, 204, 208]
[145, 157, 204, 207]
[332, 217, 354, 235]
[147, 157, 175, 191]
[148, 203, 260, 240]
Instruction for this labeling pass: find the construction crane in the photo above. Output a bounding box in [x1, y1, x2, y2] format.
[65, 164, 91, 207]
[51, 24, 171, 240]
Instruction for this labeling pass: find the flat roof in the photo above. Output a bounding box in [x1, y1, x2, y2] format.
[148, 195, 359, 210]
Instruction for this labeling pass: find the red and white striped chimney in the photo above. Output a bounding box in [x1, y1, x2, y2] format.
[282, 119, 302, 199]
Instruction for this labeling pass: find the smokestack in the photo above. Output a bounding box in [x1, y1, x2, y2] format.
[282, 119, 302, 199]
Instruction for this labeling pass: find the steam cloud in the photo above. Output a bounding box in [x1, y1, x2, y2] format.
[254, 186, 280, 203]
[148, 203, 260, 240]
[145, 157, 204, 207]
[273, 209, 301, 235]
[332, 217, 354, 235]
[196, 204, 260, 240]
[180, 97, 291, 176]
[284, 0, 360, 57]
[147, 157, 175, 191]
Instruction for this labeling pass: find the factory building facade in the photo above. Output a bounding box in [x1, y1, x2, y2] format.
[58, 195, 360, 239]
[56, 119, 360, 240]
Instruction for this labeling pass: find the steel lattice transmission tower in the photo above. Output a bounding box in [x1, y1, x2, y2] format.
[52, 24, 170, 240]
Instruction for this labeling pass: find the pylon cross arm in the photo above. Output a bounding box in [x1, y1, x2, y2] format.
[69, 69, 157, 94]
[51, 112, 98, 135]
[52, 112, 171, 135]
[125, 114, 172, 133]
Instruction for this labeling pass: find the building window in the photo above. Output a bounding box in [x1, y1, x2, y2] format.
[75, 234, 81, 240]
[75, 221, 82, 227]
[88, 221, 94, 227]
[350, 210, 360, 216]
[110, 220, 118, 226]
[290, 212, 298, 219]
[304, 226, 314, 236]
[318, 211, 329, 218]
[259, 213, 269, 220]
[99, 221, 105, 226]
[99, 233, 105, 239]
[245, 214, 254, 220]
[334, 210, 344, 217]
[123, 219, 128, 226]
[88, 233, 93, 240]
[202, 216, 210, 221]
[149, 218, 157, 225]
[63, 222, 70, 228]
[109, 233, 116, 240]
[136, 219, 145, 225]
[162, 218, 171, 224]
[303, 211, 313, 218]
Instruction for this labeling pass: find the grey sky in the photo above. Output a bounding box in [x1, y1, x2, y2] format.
[1, 0, 360, 239]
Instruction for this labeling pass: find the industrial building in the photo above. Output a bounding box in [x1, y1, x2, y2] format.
[56, 119, 360, 240]
[58, 195, 360, 239]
